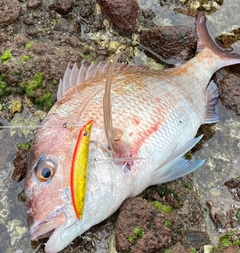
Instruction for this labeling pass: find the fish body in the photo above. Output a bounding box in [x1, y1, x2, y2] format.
[24, 13, 240, 253]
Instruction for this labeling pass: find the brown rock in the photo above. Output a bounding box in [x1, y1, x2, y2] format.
[224, 177, 240, 201]
[0, 1, 21, 28]
[140, 26, 197, 65]
[54, 18, 80, 35]
[12, 148, 29, 182]
[26, 27, 39, 37]
[27, 0, 43, 9]
[115, 197, 172, 253]
[16, 34, 30, 47]
[181, 231, 211, 250]
[214, 68, 240, 116]
[97, 0, 139, 32]
[55, 0, 73, 15]
[29, 42, 48, 55]
[65, 36, 80, 47]
[207, 200, 230, 230]
[221, 246, 240, 253]
[0, 32, 7, 45]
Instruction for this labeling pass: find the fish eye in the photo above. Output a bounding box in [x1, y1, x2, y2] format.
[35, 159, 56, 182]
[83, 130, 88, 136]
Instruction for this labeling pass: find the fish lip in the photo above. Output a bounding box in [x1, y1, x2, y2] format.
[29, 212, 65, 241]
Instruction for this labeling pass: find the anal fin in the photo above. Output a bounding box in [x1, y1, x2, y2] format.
[151, 135, 204, 185]
[203, 80, 219, 124]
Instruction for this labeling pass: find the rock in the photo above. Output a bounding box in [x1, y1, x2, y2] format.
[55, 0, 73, 15]
[140, 26, 197, 65]
[214, 68, 240, 116]
[27, 0, 43, 9]
[0, 1, 21, 28]
[224, 177, 240, 201]
[0, 32, 7, 45]
[115, 197, 172, 253]
[97, 0, 139, 32]
[65, 36, 80, 47]
[221, 245, 240, 253]
[54, 18, 80, 35]
[16, 34, 30, 47]
[207, 200, 230, 230]
[12, 148, 29, 182]
[29, 42, 49, 55]
[181, 231, 211, 250]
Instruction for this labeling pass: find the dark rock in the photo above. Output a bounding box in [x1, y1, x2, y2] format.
[26, 27, 39, 37]
[115, 197, 172, 253]
[23, 16, 35, 26]
[12, 148, 29, 182]
[97, 0, 139, 32]
[224, 177, 240, 201]
[54, 18, 80, 35]
[92, 15, 104, 30]
[214, 69, 240, 116]
[0, 1, 21, 28]
[78, 0, 95, 18]
[27, 0, 43, 9]
[181, 231, 211, 250]
[55, 0, 73, 15]
[140, 26, 197, 64]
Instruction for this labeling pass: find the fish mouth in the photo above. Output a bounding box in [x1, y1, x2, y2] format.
[29, 212, 65, 241]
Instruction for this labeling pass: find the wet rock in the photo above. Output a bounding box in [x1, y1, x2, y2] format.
[97, 0, 139, 32]
[0, 1, 21, 28]
[115, 197, 172, 253]
[12, 148, 29, 182]
[55, 0, 73, 15]
[140, 26, 197, 65]
[181, 231, 211, 250]
[224, 177, 240, 201]
[27, 0, 43, 9]
[214, 69, 240, 116]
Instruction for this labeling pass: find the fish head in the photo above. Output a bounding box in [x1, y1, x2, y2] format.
[24, 125, 77, 245]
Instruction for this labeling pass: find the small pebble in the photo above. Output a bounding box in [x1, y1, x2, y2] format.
[55, 0, 73, 15]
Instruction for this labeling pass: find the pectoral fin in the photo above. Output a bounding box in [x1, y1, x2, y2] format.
[151, 135, 204, 185]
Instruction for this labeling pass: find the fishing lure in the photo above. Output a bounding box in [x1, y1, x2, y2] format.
[70, 120, 93, 219]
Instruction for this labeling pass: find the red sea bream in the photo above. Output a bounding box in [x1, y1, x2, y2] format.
[24, 13, 240, 253]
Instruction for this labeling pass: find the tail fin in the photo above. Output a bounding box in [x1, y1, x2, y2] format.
[196, 12, 240, 66]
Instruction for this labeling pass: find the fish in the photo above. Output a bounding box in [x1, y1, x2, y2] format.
[70, 119, 93, 220]
[24, 12, 240, 253]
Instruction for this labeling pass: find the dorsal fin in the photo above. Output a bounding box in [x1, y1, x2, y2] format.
[103, 55, 121, 154]
[57, 60, 149, 100]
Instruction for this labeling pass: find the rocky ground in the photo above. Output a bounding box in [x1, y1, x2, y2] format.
[0, 0, 240, 253]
